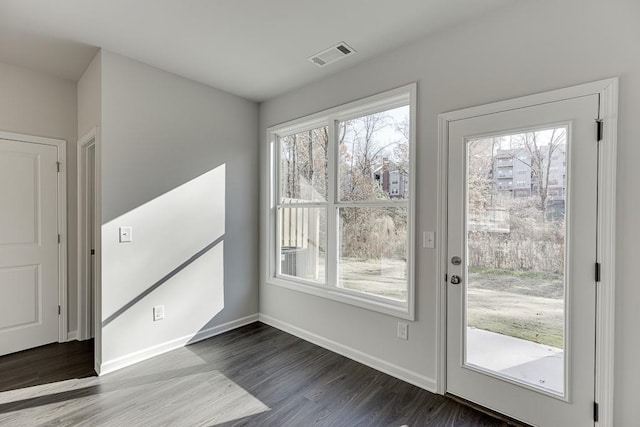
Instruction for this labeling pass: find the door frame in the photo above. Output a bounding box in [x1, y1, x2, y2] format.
[436, 78, 618, 426]
[77, 128, 102, 342]
[0, 130, 67, 343]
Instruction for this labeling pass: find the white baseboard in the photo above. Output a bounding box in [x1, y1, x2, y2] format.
[98, 314, 259, 376]
[66, 330, 78, 341]
[258, 313, 437, 393]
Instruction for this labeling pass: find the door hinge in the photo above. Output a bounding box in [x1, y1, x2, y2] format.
[58, 234, 61, 244]
[595, 262, 601, 282]
[56, 161, 61, 172]
[91, 249, 95, 255]
[58, 305, 61, 315]
[593, 401, 599, 422]
[596, 119, 604, 142]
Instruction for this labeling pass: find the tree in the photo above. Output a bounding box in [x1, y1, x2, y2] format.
[339, 112, 393, 200]
[337, 110, 409, 259]
[510, 128, 566, 215]
[392, 116, 410, 181]
[280, 126, 329, 202]
[466, 129, 567, 274]
[281, 109, 410, 261]
[467, 137, 495, 215]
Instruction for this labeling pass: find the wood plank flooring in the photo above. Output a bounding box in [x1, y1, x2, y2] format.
[0, 339, 95, 393]
[0, 322, 515, 426]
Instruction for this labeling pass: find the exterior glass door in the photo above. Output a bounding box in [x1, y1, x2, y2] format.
[446, 94, 599, 426]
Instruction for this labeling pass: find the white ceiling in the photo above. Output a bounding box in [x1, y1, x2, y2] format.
[0, 0, 512, 102]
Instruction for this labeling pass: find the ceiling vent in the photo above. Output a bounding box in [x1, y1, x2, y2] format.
[308, 42, 356, 68]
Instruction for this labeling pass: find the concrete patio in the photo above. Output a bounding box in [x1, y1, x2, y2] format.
[466, 328, 564, 395]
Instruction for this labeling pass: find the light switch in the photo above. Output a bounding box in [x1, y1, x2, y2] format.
[119, 226, 133, 243]
[423, 231, 435, 248]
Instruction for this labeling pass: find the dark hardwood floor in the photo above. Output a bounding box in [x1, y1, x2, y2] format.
[0, 323, 516, 426]
[0, 338, 95, 393]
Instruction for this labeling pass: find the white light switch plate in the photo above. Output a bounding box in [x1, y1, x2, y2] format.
[423, 231, 435, 248]
[119, 226, 133, 243]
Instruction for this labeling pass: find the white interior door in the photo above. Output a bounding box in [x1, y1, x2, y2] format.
[446, 94, 599, 426]
[0, 138, 60, 355]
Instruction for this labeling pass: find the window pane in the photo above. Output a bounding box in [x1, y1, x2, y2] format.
[338, 105, 410, 201]
[278, 207, 326, 283]
[338, 207, 407, 301]
[279, 126, 329, 203]
[466, 127, 567, 395]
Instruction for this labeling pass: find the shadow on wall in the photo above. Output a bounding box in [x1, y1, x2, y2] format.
[101, 164, 229, 363]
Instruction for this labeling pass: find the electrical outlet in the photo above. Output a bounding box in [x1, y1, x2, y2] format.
[397, 322, 408, 340]
[153, 305, 165, 321]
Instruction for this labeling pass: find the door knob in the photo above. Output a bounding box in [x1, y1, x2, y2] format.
[450, 275, 461, 285]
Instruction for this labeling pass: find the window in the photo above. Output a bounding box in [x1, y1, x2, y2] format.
[265, 85, 416, 319]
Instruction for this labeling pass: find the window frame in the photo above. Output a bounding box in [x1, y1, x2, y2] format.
[263, 84, 417, 320]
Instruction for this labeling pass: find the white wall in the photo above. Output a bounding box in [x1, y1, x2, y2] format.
[99, 51, 259, 371]
[78, 51, 101, 138]
[259, 0, 640, 424]
[0, 60, 78, 334]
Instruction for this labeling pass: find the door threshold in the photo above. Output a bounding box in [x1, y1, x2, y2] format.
[445, 393, 532, 427]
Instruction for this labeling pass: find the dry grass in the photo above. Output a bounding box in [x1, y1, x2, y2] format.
[318, 261, 563, 348]
[467, 269, 564, 348]
[338, 257, 407, 301]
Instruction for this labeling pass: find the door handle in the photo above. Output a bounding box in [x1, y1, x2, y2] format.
[450, 275, 462, 285]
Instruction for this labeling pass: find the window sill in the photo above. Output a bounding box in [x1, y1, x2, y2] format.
[266, 276, 415, 321]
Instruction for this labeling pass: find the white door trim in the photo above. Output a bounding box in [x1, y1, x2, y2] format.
[77, 128, 102, 342]
[0, 130, 67, 344]
[436, 78, 618, 427]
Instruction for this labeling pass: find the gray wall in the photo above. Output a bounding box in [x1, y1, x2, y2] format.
[0, 60, 78, 334]
[259, 0, 640, 424]
[100, 51, 259, 368]
[77, 51, 102, 139]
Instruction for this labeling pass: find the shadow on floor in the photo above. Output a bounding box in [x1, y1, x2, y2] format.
[0, 339, 96, 394]
[0, 326, 519, 426]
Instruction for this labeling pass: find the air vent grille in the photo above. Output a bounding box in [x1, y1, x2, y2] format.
[308, 42, 356, 68]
